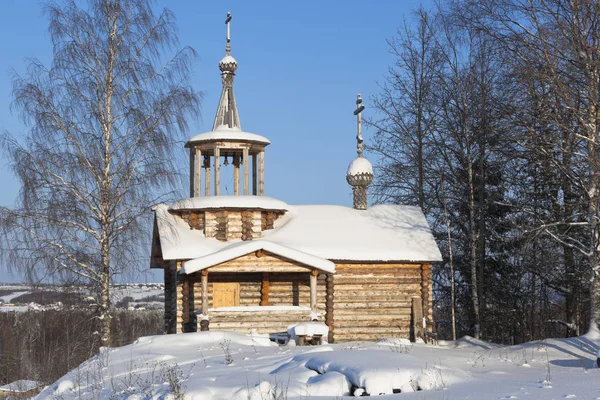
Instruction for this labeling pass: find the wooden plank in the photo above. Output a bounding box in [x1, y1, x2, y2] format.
[412, 296, 424, 342]
[208, 265, 312, 273]
[333, 302, 412, 309]
[234, 154, 240, 195]
[195, 148, 202, 197]
[332, 278, 422, 285]
[334, 320, 410, 328]
[333, 313, 411, 321]
[334, 263, 422, 270]
[189, 148, 195, 197]
[201, 272, 208, 315]
[252, 154, 257, 195]
[214, 147, 220, 196]
[326, 273, 334, 343]
[243, 147, 249, 195]
[258, 150, 264, 195]
[332, 284, 422, 291]
[204, 155, 211, 196]
[310, 270, 318, 313]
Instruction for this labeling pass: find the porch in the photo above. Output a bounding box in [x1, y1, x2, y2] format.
[177, 241, 335, 334]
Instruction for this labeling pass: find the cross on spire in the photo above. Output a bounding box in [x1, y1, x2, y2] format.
[225, 12, 232, 55]
[353, 94, 365, 157]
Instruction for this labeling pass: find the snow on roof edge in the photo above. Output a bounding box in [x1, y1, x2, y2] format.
[181, 240, 336, 274]
[169, 196, 288, 212]
[186, 129, 270, 146]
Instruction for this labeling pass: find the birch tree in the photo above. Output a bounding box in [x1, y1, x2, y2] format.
[0, 0, 200, 347]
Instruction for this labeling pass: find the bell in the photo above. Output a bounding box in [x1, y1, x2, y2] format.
[223, 156, 229, 166]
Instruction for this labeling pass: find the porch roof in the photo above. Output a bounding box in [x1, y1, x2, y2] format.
[180, 240, 336, 274]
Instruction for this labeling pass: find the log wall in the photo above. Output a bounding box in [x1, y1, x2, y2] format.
[209, 308, 312, 334]
[330, 263, 427, 342]
[168, 209, 285, 242]
[167, 251, 434, 341]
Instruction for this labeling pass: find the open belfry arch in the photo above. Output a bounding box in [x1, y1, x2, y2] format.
[151, 12, 442, 343]
[185, 12, 267, 198]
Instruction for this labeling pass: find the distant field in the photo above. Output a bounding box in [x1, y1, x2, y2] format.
[0, 283, 164, 311]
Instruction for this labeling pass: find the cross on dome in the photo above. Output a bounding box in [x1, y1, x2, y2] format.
[354, 94, 365, 158]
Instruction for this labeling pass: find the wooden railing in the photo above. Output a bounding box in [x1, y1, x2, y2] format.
[201, 306, 312, 334]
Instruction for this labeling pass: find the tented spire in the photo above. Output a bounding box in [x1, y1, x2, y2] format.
[213, 11, 241, 131]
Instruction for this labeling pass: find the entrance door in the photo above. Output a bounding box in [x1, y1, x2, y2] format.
[212, 283, 240, 308]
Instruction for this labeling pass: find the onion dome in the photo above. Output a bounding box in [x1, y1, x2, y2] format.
[346, 157, 374, 187]
[219, 54, 237, 73]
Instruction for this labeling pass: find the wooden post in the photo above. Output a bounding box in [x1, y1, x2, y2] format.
[189, 148, 195, 197]
[412, 296, 424, 342]
[195, 148, 202, 197]
[204, 156, 211, 196]
[325, 273, 334, 343]
[421, 263, 433, 341]
[243, 147, 249, 195]
[201, 270, 209, 317]
[252, 153, 257, 195]
[214, 147, 220, 196]
[260, 272, 270, 306]
[182, 276, 190, 325]
[310, 270, 318, 314]
[258, 150, 265, 195]
[233, 154, 240, 195]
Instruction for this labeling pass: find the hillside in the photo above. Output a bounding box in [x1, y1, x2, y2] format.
[0, 283, 164, 312]
[35, 330, 600, 399]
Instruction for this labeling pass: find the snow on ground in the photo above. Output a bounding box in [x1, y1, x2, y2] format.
[35, 330, 600, 399]
[111, 284, 164, 302]
[0, 290, 29, 303]
[0, 379, 41, 393]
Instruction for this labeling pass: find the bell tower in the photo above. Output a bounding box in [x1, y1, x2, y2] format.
[186, 12, 269, 197]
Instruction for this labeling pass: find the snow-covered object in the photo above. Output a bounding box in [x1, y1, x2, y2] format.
[169, 195, 287, 211]
[187, 127, 270, 146]
[182, 240, 335, 274]
[347, 157, 374, 176]
[287, 322, 329, 338]
[156, 203, 442, 262]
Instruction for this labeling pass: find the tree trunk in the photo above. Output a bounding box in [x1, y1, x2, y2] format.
[591, 260, 600, 335]
[467, 141, 481, 339]
[99, 237, 112, 348]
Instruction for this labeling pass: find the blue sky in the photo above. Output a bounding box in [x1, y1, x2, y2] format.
[0, 0, 431, 282]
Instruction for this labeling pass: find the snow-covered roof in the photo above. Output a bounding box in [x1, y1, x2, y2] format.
[347, 157, 373, 176]
[170, 196, 288, 212]
[264, 205, 442, 262]
[187, 127, 270, 146]
[182, 240, 335, 274]
[155, 201, 442, 263]
[155, 204, 225, 260]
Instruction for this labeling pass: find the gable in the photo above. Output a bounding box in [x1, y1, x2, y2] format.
[202, 251, 317, 273]
[180, 240, 335, 274]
